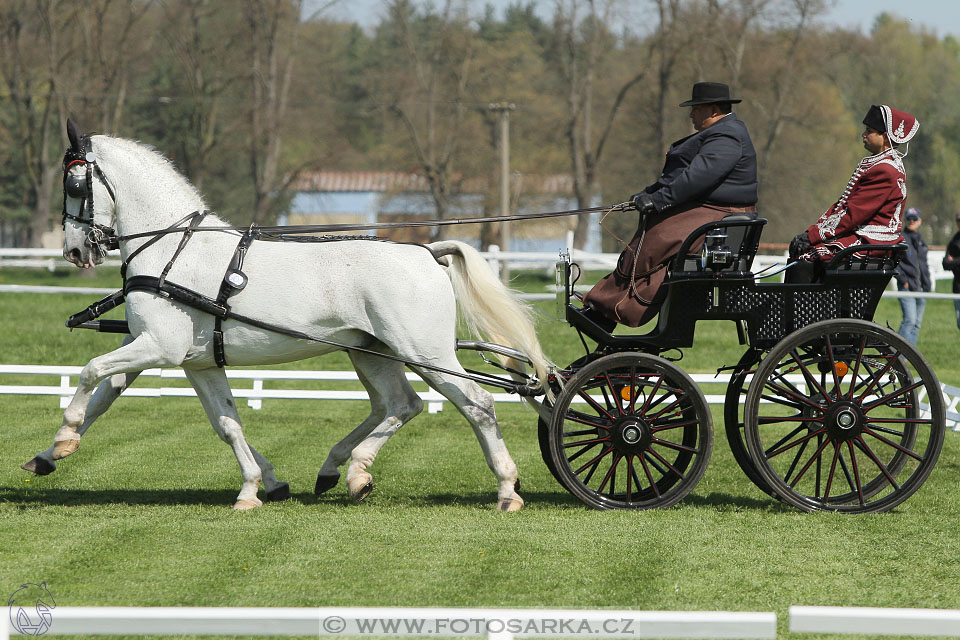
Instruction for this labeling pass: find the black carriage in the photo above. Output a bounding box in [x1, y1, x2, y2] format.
[540, 216, 945, 513]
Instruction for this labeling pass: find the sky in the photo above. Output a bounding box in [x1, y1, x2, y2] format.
[314, 0, 960, 38]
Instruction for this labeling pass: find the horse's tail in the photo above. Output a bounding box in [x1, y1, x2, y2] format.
[428, 240, 552, 387]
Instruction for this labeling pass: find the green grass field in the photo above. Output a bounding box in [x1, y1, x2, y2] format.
[1, 266, 959, 640]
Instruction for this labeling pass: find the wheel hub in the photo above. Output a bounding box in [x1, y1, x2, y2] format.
[825, 401, 864, 441]
[612, 417, 652, 453]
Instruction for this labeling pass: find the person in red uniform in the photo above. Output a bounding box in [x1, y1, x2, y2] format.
[787, 105, 919, 282]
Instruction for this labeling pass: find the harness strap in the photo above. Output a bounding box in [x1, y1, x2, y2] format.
[120, 210, 209, 281]
[213, 225, 259, 367]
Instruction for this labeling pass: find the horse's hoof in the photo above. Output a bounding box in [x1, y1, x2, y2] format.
[497, 497, 524, 512]
[21, 456, 56, 476]
[347, 474, 374, 502]
[315, 472, 340, 495]
[52, 439, 79, 460]
[266, 482, 290, 502]
[233, 498, 263, 510]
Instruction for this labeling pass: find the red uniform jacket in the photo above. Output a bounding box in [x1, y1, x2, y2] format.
[803, 148, 906, 259]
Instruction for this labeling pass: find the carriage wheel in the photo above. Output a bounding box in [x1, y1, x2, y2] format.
[723, 348, 777, 498]
[743, 319, 944, 513]
[547, 352, 713, 510]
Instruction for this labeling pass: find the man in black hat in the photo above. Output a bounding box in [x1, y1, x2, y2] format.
[583, 81, 758, 328]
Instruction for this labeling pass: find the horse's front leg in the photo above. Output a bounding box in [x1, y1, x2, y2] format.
[52, 334, 170, 460]
[23, 336, 140, 475]
[184, 368, 267, 510]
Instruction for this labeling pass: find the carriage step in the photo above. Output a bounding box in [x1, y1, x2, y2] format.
[456, 340, 532, 364]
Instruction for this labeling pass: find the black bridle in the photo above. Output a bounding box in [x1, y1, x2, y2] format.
[61, 135, 119, 259]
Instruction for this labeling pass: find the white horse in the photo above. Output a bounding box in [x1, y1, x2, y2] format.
[33, 120, 551, 511]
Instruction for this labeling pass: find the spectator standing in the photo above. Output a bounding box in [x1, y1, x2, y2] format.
[896, 207, 931, 345]
[942, 211, 960, 330]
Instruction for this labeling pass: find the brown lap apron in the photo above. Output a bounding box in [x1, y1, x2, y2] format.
[582, 204, 754, 327]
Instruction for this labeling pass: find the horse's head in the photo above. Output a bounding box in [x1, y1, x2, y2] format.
[61, 118, 117, 268]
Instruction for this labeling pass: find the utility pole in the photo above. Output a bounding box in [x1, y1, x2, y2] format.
[488, 102, 515, 282]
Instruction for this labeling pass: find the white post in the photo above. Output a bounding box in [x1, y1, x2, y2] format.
[486, 244, 501, 276]
[248, 379, 263, 410]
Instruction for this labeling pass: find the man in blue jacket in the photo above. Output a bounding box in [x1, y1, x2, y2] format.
[896, 207, 931, 345]
[583, 82, 758, 328]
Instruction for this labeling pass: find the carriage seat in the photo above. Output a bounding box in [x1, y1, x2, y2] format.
[562, 216, 768, 351]
[672, 214, 766, 276]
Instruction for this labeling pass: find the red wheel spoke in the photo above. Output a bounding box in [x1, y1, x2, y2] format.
[646, 447, 685, 480]
[563, 428, 605, 438]
[638, 373, 665, 414]
[577, 389, 616, 421]
[597, 454, 622, 494]
[787, 436, 833, 489]
[650, 418, 698, 432]
[764, 425, 820, 458]
[854, 437, 901, 491]
[782, 438, 811, 487]
[625, 455, 634, 502]
[567, 442, 601, 464]
[759, 393, 806, 411]
[639, 454, 661, 498]
[575, 445, 614, 479]
[862, 427, 925, 461]
[601, 372, 625, 417]
[564, 436, 610, 449]
[564, 411, 612, 430]
[758, 415, 823, 424]
[822, 442, 843, 501]
[855, 352, 900, 403]
[651, 438, 699, 454]
[862, 379, 924, 412]
[789, 349, 832, 404]
[764, 379, 824, 411]
[846, 440, 865, 506]
[845, 335, 868, 398]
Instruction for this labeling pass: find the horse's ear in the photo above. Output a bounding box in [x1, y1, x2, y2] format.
[66, 118, 83, 152]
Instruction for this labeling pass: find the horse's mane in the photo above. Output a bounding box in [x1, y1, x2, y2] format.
[94, 134, 210, 213]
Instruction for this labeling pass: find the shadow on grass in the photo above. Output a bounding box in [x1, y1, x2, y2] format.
[0, 486, 349, 508]
[1, 486, 783, 511]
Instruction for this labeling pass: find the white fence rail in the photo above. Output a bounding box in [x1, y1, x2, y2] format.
[2, 606, 777, 639]
[1, 364, 957, 430]
[789, 606, 960, 637]
[6, 605, 960, 638]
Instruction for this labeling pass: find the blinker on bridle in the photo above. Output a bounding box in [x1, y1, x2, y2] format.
[61, 134, 118, 256]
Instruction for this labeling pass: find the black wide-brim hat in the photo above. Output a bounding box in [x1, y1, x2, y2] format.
[679, 82, 741, 107]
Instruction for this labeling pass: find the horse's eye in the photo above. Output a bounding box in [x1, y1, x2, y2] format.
[64, 175, 88, 198]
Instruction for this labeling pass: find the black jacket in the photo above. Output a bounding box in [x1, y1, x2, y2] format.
[896, 228, 931, 292]
[943, 230, 960, 293]
[644, 113, 758, 213]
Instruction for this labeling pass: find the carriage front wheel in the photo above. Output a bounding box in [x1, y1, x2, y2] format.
[546, 352, 713, 509]
[743, 319, 944, 513]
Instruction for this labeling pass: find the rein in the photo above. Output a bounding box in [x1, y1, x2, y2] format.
[107, 203, 630, 246]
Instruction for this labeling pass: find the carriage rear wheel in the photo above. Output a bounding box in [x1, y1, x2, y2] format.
[723, 348, 777, 499]
[743, 319, 944, 513]
[547, 352, 713, 510]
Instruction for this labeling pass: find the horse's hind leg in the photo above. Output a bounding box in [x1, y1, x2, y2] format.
[184, 368, 269, 510]
[316, 351, 423, 501]
[413, 366, 522, 511]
